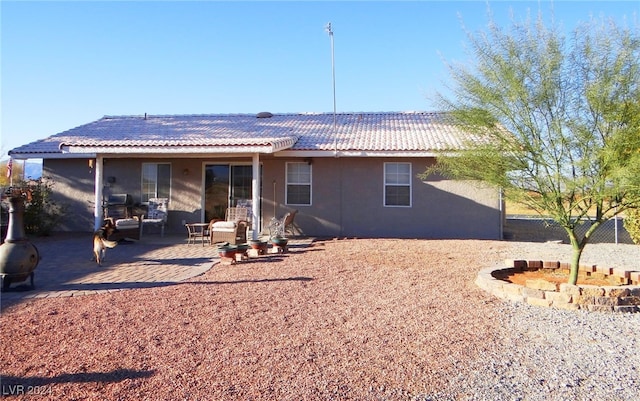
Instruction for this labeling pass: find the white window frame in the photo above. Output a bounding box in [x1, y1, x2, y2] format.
[285, 162, 312, 206]
[384, 162, 412, 207]
[141, 162, 171, 203]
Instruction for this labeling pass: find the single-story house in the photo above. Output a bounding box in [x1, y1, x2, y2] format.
[8, 111, 504, 239]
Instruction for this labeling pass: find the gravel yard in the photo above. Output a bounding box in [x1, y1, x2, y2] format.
[1, 238, 639, 400]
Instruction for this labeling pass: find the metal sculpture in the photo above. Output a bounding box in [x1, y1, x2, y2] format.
[0, 188, 39, 290]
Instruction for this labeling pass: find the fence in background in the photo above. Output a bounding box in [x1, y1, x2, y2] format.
[504, 216, 634, 244]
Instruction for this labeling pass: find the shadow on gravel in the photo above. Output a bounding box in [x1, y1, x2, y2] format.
[1, 368, 156, 387]
[183, 276, 314, 286]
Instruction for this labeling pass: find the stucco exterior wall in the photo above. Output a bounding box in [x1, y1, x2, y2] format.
[45, 158, 205, 233]
[44, 156, 502, 239]
[263, 157, 502, 239]
[44, 159, 96, 232]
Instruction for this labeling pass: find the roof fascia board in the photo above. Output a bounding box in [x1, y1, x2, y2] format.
[8, 153, 96, 160]
[59, 145, 284, 154]
[103, 153, 259, 159]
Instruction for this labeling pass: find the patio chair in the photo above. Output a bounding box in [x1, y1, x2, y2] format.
[209, 207, 249, 245]
[269, 209, 298, 238]
[104, 204, 141, 241]
[141, 197, 168, 237]
[225, 206, 249, 223]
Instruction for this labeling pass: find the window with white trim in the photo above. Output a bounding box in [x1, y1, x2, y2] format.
[141, 163, 171, 203]
[384, 162, 411, 207]
[286, 162, 311, 205]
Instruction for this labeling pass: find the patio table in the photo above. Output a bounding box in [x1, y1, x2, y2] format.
[185, 223, 209, 246]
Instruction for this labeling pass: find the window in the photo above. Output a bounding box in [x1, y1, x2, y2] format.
[286, 162, 311, 205]
[142, 163, 171, 203]
[384, 162, 411, 207]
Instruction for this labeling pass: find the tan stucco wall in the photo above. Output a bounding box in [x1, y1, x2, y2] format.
[263, 157, 502, 239]
[44, 159, 96, 232]
[44, 156, 502, 239]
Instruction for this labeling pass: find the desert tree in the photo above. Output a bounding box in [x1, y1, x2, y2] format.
[424, 10, 640, 284]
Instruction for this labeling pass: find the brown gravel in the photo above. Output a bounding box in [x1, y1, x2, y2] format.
[0, 239, 539, 399]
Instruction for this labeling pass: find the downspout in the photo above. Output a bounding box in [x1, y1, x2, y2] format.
[272, 180, 277, 218]
[251, 153, 260, 240]
[339, 157, 343, 237]
[93, 155, 104, 231]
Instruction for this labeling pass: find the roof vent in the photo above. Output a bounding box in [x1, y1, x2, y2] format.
[256, 111, 273, 118]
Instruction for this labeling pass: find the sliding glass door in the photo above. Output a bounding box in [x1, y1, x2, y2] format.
[204, 164, 257, 222]
[204, 165, 230, 222]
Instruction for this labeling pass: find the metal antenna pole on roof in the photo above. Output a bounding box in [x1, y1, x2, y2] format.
[325, 22, 338, 157]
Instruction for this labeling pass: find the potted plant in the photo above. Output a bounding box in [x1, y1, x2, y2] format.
[270, 236, 288, 253]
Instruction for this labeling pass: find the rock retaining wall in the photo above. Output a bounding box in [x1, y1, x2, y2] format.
[476, 260, 640, 313]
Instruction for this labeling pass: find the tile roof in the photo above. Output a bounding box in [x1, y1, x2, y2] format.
[9, 112, 484, 158]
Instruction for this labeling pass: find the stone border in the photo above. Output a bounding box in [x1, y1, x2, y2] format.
[476, 259, 640, 313]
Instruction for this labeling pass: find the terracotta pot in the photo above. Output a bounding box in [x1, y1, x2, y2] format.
[250, 240, 267, 249]
[271, 236, 288, 247]
[236, 244, 249, 253]
[217, 245, 237, 259]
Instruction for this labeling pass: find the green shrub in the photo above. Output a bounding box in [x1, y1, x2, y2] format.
[624, 208, 640, 245]
[21, 178, 68, 236]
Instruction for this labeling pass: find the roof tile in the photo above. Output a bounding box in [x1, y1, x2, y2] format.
[9, 112, 483, 156]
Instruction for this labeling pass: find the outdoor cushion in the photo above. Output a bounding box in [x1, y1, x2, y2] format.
[212, 221, 237, 230]
[115, 218, 139, 229]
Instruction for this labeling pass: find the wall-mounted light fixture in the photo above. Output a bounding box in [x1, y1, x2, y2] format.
[88, 159, 94, 169]
[182, 168, 190, 176]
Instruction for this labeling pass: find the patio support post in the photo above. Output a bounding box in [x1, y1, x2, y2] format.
[251, 153, 260, 240]
[93, 155, 104, 231]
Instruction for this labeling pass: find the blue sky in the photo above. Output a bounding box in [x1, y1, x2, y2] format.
[2, 1, 638, 160]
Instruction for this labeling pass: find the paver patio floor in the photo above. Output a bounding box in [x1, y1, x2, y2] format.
[1, 233, 219, 307]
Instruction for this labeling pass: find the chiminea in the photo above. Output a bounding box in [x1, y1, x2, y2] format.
[0, 189, 39, 290]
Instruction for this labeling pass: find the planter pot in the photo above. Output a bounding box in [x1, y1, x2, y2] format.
[251, 240, 267, 250]
[271, 236, 288, 246]
[217, 244, 237, 259]
[235, 243, 249, 260]
[250, 240, 268, 255]
[271, 236, 289, 253]
[235, 243, 249, 253]
[250, 240, 267, 248]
